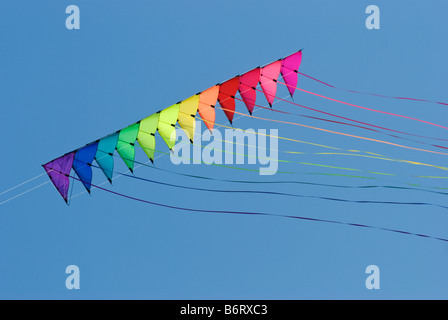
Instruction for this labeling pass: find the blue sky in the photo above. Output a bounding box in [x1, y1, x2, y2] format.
[1, 0, 448, 299]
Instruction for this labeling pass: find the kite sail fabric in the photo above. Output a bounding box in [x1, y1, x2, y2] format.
[178, 95, 200, 142]
[198, 85, 219, 132]
[95, 133, 119, 182]
[260, 61, 282, 107]
[137, 113, 159, 163]
[43, 50, 304, 203]
[72, 142, 98, 193]
[281, 51, 302, 97]
[42, 152, 76, 203]
[239, 68, 260, 114]
[116, 123, 140, 173]
[157, 103, 180, 150]
[218, 77, 239, 124]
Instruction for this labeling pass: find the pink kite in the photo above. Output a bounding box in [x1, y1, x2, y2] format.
[281, 51, 302, 97]
[260, 61, 281, 107]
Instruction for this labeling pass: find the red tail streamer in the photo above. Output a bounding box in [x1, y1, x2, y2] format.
[254, 88, 448, 143]
[276, 80, 448, 130]
[298, 71, 448, 106]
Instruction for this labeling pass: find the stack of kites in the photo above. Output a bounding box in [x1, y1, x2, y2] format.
[43, 51, 303, 203]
